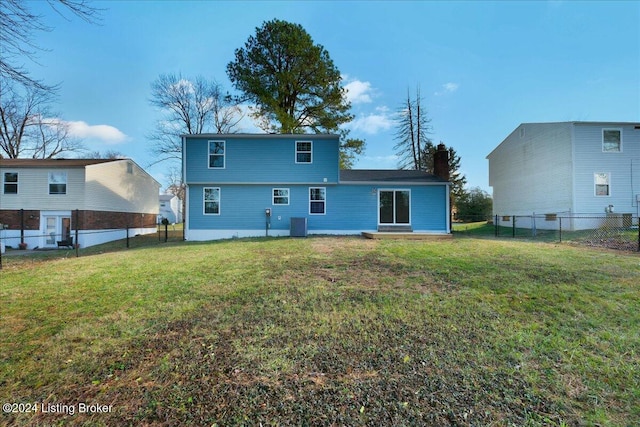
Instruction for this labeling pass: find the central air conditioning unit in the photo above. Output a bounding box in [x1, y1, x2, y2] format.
[290, 217, 308, 237]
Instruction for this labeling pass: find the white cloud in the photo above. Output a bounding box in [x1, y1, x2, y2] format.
[235, 104, 264, 133]
[350, 109, 394, 135]
[62, 120, 128, 144]
[344, 79, 373, 104]
[435, 82, 460, 96]
[356, 154, 399, 169]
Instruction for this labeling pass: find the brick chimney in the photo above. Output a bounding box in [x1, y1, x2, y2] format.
[433, 143, 449, 181]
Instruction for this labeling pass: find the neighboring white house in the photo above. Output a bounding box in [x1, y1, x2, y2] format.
[487, 122, 640, 228]
[159, 194, 182, 224]
[0, 158, 161, 249]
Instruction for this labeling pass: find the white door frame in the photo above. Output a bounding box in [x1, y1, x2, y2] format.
[40, 211, 72, 248]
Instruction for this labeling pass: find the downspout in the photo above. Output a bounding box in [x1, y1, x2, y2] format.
[20, 208, 24, 245]
[181, 135, 188, 241]
[446, 183, 451, 234]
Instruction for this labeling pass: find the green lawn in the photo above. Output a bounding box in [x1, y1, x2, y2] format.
[1, 236, 639, 426]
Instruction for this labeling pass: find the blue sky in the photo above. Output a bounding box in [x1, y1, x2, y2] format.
[26, 0, 640, 192]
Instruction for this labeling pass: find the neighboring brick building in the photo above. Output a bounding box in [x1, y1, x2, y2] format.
[0, 158, 160, 249]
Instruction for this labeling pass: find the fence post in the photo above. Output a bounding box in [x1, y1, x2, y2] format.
[637, 219, 639, 252]
[165, 222, 168, 242]
[495, 215, 498, 237]
[75, 209, 79, 257]
[512, 216, 516, 238]
[126, 226, 130, 248]
[559, 217, 562, 243]
[20, 208, 25, 246]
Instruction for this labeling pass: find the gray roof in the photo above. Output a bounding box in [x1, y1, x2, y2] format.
[340, 169, 448, 183]
[181, 133, 339, 139]
[0, 158, 118, 168]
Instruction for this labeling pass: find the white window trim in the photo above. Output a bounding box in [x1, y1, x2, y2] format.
[602, 128, 622, 153]
[3, 171, 18, 194]
[594, 172, 611, 197]
[295, 140, 313, 164]
[208, 140, 226, 169]
[272, 188, 290, 205]
[309, 186, 326, 215]
[378, 189, 412, 226]
[203, 187, 221, 215]
[48, 171, 67, 195]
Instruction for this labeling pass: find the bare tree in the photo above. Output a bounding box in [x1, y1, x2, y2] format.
[164, 166, 185, 201]
[147, 73, 243, 165]
[0, 0, 101, 91]
[87, 149, 126, 159]
[0, 79, 83, 158]
[393, 86, 432, 170]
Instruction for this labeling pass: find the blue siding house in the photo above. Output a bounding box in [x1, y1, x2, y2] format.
[182, 134, 451, 240]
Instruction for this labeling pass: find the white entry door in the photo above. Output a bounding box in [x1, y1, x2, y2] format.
[42, 214, 72, 247]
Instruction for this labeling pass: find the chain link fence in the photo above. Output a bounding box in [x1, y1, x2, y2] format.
[492, 213, 640, 252]
[0, 222, 184, 269]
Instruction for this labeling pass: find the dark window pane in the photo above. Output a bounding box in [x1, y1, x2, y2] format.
[379, 191, 394, 223]
[209, 155, 224, 168]
[297, 153, 311, 163]
[395, 191, 410, 223]
[49, 184, 66, 194]
[310, 201, 324, 214]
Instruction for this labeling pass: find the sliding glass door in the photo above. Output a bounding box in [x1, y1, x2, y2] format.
[379, 190, 410, 225]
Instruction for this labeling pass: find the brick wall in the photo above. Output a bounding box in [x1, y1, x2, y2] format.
[76, 210, 157, 230]
[0, 210, 40, 230]
[0, 209, 157, 230]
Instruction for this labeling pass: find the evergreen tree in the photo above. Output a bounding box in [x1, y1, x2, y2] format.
[227, 18, 364, 168]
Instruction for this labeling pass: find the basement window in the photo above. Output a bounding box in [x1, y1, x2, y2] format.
[595, 173, 610, 196]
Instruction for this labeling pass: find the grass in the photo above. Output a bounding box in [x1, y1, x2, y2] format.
[1, 235, 639, 426]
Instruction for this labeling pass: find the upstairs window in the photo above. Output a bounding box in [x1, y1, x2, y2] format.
[49, 172, 67, 195]
[602, 129, 621, 152]
[595, 173, 610, 196]
[209, 141, 225, 168]
[3, 172, 18, 194]
[296, 141, 312, 163]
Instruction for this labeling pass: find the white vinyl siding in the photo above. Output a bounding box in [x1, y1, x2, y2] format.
[84, 161, 160, 213]
[572, 124, 638, 213]
[487, 123, 573, 215]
